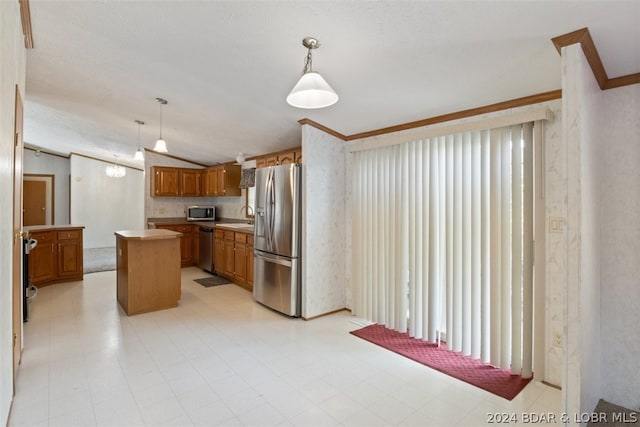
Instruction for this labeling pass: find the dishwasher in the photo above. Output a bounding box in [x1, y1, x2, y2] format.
[198, 226, 214, 273]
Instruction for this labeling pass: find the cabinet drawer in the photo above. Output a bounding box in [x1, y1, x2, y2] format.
[157, 225, 177, 231]
[214, 229, 224, 239]
[31, 231, 55, 243]
[223, 231, 235, 241]
[234, 233, 247, 244]
[175, 225, 192, 233]
[57, 230, 81, 240]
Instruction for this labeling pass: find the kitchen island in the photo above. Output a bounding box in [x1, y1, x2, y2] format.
[114, 229, 182, 316]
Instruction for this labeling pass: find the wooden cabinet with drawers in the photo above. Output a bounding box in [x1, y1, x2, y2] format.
[214, 227, 254, 291]
[28, 227, 84, 286]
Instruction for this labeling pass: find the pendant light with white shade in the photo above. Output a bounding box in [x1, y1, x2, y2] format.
[133, 119, 145, 161]
[154, 97, 168, 153]
[286, 37, 338, 109]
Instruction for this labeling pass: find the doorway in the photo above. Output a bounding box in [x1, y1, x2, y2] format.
[23, 174, 54, 226]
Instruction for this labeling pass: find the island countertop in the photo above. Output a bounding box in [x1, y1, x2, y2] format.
[114, 229, 182, 240]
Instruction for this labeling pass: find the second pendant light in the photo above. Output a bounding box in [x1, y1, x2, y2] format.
[154, 97, 168, 153]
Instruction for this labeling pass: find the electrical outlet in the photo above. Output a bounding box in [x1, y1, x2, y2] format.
[553, 331, 562, 347]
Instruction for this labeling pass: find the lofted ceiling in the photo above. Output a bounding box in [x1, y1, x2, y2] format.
[24, 1, 640, 167]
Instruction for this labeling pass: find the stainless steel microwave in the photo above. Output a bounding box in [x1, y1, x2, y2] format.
[187, 206, 215, 221]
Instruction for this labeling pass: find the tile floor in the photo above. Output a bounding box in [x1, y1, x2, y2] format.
[9, 268, 561, 426]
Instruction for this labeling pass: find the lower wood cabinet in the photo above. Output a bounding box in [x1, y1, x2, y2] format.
[214, 228, 253, 291]
[155, 224, 198, 267]
[28, 227, 84, 286]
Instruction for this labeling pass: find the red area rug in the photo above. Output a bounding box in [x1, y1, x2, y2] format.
[350, 323, 532, 400]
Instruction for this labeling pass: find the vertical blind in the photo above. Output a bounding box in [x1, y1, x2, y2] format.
[352, 123, 534, 377]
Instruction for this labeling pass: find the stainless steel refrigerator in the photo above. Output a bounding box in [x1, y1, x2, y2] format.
[253, 163, 302, 317]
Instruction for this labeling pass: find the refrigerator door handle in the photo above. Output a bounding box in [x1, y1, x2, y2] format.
[266, 168, 276, 251]
[254, 250, 292, 267]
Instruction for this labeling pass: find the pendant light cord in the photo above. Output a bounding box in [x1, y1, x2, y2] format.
[159, 102, 163, 139]
[303, 47, 313, 74]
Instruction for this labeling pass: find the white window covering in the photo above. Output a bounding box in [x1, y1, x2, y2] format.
[351, 123, 535, 377]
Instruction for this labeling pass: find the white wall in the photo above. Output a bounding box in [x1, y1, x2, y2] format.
[23, 150, 70, 224]
[0, 1, 26, 424]
[301, 125, 347, 318]
[144, 150, 245, 222]
[562, 44, 604, 420]
[599, 84, 640, 409]
[70, 155, 144, 248]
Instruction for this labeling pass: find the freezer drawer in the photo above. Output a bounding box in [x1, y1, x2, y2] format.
[253, 250, 300, 317]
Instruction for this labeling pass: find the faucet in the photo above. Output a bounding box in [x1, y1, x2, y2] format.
[240, 205, 254, 225]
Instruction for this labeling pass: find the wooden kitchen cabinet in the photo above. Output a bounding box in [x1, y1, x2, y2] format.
[246, 234, 254, 288]
[203, 167, 218, 196]
[255, 147, 302, 168]
[28, 227, 84, 286]
[28, 231, 56, 285]
[56, 230, 83, 280]
[216, 164, 241, 197]
[180, 168, 202, 196]
[151, 166, 180, 196]
[151, 164, 240, 197]
[277, 150, 296, 165]
[155, 224, 198, 267]
[213, 227, 253, 291]
[214, 229, 225, 274]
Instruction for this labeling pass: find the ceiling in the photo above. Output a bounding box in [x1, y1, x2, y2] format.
[24, 1, 639, 167]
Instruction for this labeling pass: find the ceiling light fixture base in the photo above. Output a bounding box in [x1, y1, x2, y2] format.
[302, 37, 320, 50]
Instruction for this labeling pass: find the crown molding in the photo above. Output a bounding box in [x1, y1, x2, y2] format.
[297, 119, 348, 141]
[70, 152, 144, 172]
[552, 27, 640, 91]
[298, 90, 561, 142]
[19, 0, 34, 49]
[344, 91, 561, 141]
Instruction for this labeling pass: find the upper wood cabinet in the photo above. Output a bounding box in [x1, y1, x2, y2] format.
[207, 163, 242, 197]
[152, 167, 180, 196]
[202, 167, 217, 197]
[180, 169, 202, 197]
[151, 164, 240, 197]
[254, 147, 302, 168]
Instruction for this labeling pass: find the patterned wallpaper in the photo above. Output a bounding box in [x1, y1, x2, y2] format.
[300, 125, 347, 318]
[599, 84, 640, 409]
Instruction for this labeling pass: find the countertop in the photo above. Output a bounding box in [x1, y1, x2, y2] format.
[114, 229, 182, 240]
[24, 224, 85, 232]
[147, 217, 254, 233]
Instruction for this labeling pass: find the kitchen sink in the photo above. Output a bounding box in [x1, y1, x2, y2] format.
[216, 223, 254, 231]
